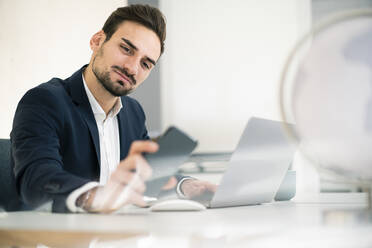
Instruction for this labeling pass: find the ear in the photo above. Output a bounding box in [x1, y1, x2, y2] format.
[90, 30, 106, 52]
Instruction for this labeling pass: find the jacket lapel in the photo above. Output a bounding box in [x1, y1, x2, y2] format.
[67, 67, 101, 166]
[117, 110, 129, 160]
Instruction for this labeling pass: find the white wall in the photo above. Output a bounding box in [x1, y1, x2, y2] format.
[160, 0, 312, 152]
[0, 0, 126, 138]
[0, 0, 320, 194]
[0, 0, 312, 148]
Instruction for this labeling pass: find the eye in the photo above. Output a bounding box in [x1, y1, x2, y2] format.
[120, 45, 131, 53]
[142, 61, 150, 70]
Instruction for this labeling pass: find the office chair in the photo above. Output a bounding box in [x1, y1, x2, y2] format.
[0, 138, 29, 211]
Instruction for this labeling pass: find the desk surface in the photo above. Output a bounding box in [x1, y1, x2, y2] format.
[1, 193, 372, 248]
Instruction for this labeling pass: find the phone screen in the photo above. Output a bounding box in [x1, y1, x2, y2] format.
[144, 126, 198, 197]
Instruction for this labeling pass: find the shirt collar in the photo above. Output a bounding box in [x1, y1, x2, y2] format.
[82, 74, 122, 118]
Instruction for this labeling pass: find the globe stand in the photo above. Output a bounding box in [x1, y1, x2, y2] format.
[322, 183, 372, 227]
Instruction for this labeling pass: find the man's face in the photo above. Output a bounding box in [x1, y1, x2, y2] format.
[91, 21, 161, 96]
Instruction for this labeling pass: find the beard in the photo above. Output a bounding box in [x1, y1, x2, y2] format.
[91, 48, 136, 97]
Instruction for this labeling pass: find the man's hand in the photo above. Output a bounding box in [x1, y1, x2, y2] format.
[180, 179, 217, 199]
[77, 140, 158, 213]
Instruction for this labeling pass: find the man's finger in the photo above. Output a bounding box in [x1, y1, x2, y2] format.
[126, 174, 146, 194]
[110, 167, 146, 193]
[117, 155, 152, 180]
[127, 190, 148, 207]
[162, 176, 178, 190]
[205, 182, 218, 193]
[128, 140, 158, 155]
[107, 185, 147, 211]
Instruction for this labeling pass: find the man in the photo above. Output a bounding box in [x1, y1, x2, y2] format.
[10, 4, 215, 213]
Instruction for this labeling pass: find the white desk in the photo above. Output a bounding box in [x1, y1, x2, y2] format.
[0, 193, 371, 248]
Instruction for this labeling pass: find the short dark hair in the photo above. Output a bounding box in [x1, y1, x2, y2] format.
[102, 4, 166, 54]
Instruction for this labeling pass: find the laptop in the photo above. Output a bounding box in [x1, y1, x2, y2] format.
[193, 117, 296, 208]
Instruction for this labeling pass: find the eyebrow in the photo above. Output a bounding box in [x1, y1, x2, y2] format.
[146, 57, 156, 66]
[121, 37, 157, 66]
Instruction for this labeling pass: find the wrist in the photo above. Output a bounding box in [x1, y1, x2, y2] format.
[176, 177, 194, 199]
[76, 188, 91, 209]
[66, 181, 100, 213]
[76, 186, 99, 211]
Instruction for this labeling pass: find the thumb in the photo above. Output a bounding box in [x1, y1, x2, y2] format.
[129, 140, 159, 155]
[161, 176, 178, 190]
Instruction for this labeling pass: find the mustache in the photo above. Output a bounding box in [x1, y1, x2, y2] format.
[112, 66, 136, 85]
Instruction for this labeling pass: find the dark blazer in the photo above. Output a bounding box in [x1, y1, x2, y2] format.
[10, 66, 149, 212]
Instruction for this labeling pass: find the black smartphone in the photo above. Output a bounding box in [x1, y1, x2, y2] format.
[144, 126, 198, 197]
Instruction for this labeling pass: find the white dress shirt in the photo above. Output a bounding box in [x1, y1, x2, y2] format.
[67, 75, 122, 212]
[82, 76, 122, 185]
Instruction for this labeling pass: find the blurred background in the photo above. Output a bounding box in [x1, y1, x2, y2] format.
[1, 0, 372, 196]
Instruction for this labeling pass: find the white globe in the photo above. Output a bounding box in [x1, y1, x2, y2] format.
[280, 10, 372, 183]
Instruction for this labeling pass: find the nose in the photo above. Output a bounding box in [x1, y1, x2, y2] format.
[124, 56, 139, 76]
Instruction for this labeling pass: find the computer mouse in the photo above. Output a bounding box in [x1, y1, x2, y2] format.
[150, 199, 206, 212]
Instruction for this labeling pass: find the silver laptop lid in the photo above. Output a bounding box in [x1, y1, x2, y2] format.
[210, 117, 296, 208]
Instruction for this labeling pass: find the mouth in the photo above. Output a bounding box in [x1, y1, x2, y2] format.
[113, 69, 133, 86]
